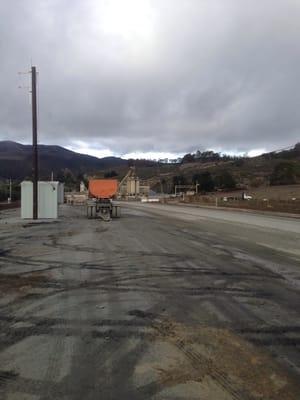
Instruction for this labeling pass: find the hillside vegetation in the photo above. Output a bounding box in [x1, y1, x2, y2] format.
[1, 141, 300, 198]
[101, 143, 300, 195]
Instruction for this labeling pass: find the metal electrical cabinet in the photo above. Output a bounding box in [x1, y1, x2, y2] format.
[21, 181, 33, 219]
[58, 183, 65, 204]
[38, 182, 59, 218]
[21, 181, 59, 219]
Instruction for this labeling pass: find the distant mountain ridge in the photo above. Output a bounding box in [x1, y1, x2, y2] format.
[0, 141, 127, 180]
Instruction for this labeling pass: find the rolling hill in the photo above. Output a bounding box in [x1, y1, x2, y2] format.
[0, 141, 128, 180]
[1, 140, 300, 197]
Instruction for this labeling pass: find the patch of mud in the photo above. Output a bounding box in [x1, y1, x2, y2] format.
[0, 272, 50, 296]
[128, 309, 156, 319]
[0, 370, 18, 387]
[22, 221, 59, 228]
[150, 319, 300, 399]
[0, 250, 10, 257]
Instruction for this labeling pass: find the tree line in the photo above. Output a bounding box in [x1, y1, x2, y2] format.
[169, 170, 237, 193]
[181, 150, 244, 164]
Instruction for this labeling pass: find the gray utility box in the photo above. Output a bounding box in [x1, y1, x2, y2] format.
[21, 181, 59, 219]
[58, 182, 65, 204]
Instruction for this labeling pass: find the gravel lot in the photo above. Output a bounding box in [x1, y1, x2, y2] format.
[0, 203, 299, 399]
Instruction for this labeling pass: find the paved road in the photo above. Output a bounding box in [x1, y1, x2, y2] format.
[0, 204, 299, 399]
[131, 202, 300, 233]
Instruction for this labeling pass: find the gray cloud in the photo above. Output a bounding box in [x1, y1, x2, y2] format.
[1, 0, 300, 155]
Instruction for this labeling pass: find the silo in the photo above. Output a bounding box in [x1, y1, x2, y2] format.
[135, 178, 140, 196]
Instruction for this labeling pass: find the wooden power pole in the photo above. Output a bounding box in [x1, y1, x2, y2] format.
[31, 66, 38, 219]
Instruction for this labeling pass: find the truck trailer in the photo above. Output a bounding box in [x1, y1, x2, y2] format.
[86, 179, 120, 220]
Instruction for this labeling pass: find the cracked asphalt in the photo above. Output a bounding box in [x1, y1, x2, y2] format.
[0, 203, 299, 399]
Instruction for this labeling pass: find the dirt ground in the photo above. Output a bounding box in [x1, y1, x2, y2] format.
[0, 204, 299, 399]
[197, 184, 300, 201]
[175, 185, 300, 214]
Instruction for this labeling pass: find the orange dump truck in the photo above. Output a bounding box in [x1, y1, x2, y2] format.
[88, 179, 118, 199]
[87, 179, 120, 220]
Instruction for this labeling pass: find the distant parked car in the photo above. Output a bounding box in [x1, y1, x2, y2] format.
[242, 192, 253, 200]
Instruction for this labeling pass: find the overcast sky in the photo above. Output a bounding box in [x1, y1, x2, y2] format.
[1, 0, 299, 158]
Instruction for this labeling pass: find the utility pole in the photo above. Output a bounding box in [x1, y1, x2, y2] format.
[8, 179, 12, 203]
[31, 66, 38, 219]
[9, 178, 12, 201]
[157, 163, 163, 195]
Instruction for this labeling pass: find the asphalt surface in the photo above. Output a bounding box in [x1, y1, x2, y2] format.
[0, 203, 300, 399]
